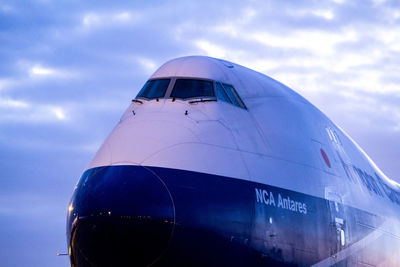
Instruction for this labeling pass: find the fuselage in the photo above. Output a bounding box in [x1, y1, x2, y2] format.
[67, 56, 400, 266]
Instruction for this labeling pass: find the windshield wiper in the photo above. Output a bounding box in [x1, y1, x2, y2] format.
[189, 99, 217, 104]
[131, 99, 143, 104]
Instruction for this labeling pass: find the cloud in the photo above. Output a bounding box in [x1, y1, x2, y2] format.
[80, 10, 142, 32]
[1, 1, 400, 266]
[0, 98, 29, 108]
[136, 56, 157, 75]
[0, 103, 69, 122]
[0, 3, 15, 13]
[82, 13, 100, 28]
[287, 8, 335, 21]
[23, 62, 78, 79]
[313, 9, 335, 20]
[30, 65, 55, 76]
[0, 79, 14, 90]
[332, 0, 345, 4]
[51, 106, 67, 120]
[195, 40, 227, 58]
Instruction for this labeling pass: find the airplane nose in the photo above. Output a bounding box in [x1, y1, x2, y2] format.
[68, 165, 175, 267]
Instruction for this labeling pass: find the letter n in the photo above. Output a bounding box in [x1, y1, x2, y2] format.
[255, 188, 263, 203]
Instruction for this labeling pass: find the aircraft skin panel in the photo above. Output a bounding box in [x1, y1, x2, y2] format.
[68, 165, 400, 266]
[68, 56, 400, 266]
[151, 56, 302, 99]
[86, 96, 399, 219]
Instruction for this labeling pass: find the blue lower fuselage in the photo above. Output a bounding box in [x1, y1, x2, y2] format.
[67, 165, 393, 267]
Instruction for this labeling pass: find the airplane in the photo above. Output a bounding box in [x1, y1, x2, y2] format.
[66, 56, 400, 266]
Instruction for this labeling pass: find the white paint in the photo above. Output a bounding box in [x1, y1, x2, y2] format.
[335, 217, 344, 224]
[86, 56, 400, 220]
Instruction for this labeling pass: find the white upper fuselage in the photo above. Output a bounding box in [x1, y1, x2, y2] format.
[87, 56, 400, 221]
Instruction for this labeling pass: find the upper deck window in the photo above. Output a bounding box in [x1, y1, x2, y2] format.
[216, 82, 247, 109]
[136, 79, 170, 99]
[171, 79, 214, 99]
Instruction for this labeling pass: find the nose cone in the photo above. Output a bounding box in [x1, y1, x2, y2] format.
[68, 165, 175, 267]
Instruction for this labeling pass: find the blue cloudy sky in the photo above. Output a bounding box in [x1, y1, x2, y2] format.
[1, 0, 399, 266]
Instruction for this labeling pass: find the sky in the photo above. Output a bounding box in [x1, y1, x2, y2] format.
[1, 0, 399, 266]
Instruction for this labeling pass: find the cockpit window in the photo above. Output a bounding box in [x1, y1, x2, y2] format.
[135, 78, 246, 109]
[215, 83, 232, 104]
[216, 82, 247, 109]
[171, 79, 214, 99]
[136, 79, 170, 99]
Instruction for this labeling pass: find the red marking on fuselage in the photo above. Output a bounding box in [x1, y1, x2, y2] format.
[320, 149, 331, 168]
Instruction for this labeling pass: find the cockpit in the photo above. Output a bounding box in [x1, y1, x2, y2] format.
[135, 78, 247, 109]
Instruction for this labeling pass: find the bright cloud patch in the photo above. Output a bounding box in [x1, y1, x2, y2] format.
[136, 57, 157, 75]
[52, 107, 67, 120]
[82, 13, 100, 28]
[81, 10, 142, 31]
[0, 98, 30, 108]
[30, 65, 55, 76]
[312, 9, 334, 20]
[0, 102, 69, 122]
[195, 40, 227, 58]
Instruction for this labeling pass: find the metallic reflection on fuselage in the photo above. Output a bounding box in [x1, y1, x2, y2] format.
[68, 166, 175, 267]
